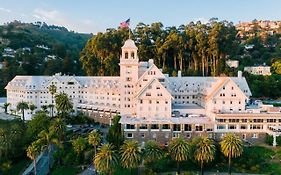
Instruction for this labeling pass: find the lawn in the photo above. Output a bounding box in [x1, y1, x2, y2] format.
[50, 166, 81, 175]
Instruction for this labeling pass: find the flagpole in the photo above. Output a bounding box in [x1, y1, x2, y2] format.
[128, 18, 131, 39]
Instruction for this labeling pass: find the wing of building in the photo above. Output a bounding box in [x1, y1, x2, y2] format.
[5, 39, 281, 145]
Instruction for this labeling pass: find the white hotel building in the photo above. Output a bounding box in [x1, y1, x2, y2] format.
[5, 39, 281, 144]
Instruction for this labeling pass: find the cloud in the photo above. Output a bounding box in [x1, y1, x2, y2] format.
[0, 7, 11, 13]
[32, 8, 100, 33]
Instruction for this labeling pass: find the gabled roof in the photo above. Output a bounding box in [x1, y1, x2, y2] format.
[137, 63, 166, 84]
[135, 78, 174, 99]
[205, 77, 248, 101]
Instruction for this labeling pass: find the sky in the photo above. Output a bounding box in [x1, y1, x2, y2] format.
[0, 0, 280, 34]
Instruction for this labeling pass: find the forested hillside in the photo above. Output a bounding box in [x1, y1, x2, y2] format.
[0, 21, 92, 96]
[80, 19, 281, 98]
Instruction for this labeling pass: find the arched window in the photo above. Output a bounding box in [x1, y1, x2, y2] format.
[125, 52, 128, 59]
[131, 52, 135, 59]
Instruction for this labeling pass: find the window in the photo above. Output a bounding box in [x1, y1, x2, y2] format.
[126, 124, 135, 130]
[173, 124, 181, 131]
[127, 133, 133, 138]
[139, 124, 147, 130]
[151, 124, 159, 130]
[140, 100, 143, 104]
[217, 125, 225, 129]
[228, 125, 236, 129]
[141, 133, 145, 138]
[184, 124, 192, 131]
[125, 52, 128, 59]
[240, 125, 247, 129]
[162, 124, 170, 130]
[195, 125, 203, 131]
[146, 92, 151, 96]
[131, 52, 135, 59]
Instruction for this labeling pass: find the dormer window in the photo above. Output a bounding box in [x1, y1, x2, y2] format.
[125, 52, 128, 59]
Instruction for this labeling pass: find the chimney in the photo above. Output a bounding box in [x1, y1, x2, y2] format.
[238, 71, 242, 78]
[178, 70, 182, 77]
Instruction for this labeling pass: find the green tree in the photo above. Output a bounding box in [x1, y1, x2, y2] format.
[120, 140, 141, 174]
[55, 92, 73, 118]
[72, 136, 87, 162]
[49, 118, 66, 144]
[48, 85, 57, 118]
[107, 115, 123, 149]
[2, 103, 10, 114]
[194, 137, 216, 175]
[220, 133, 243, 175]
[143, 140, 164, 163]
[38, 130, 59, 170]
[29, 104, 36, 115]
[0, 128, 11, 161]
[26, 140, 41, 175]
[88, 130, 101, 161]
[94, 143, 119, 175]
[271, 60, 281, 74]
[16, 101, 29, 122]
[168, 137, 190, 174]
[26, 111, 51, 141]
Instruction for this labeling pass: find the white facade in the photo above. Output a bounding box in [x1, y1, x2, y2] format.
[244, 66, 271, 76]
[5, 39, 281, 142]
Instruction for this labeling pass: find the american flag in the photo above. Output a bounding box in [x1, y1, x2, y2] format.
[120, 18, 130, 28]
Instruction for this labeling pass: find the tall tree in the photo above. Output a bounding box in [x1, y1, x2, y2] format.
[194, 137, 216, 175]
[220, 133, 243, 175]
[168, 137, 190, 174]
[94, 143, 119, 175]
[16, 101, 29, 122]
[107, 115, 123, 149]
[2, 103, 10, 114]
[55, 92, 73, 118]
[120, 140, 141, 175]
[26, 140, 41, 175]
[88, 130, 101, 174]
[143, 140, 164, 163]
[88, 130, 101, 158]
[38, 130, 59, 170]
[48, 85, 57, 118]
[72, 136, 87, 162]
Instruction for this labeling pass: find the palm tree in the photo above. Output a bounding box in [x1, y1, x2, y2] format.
[55, 92, 73, 118]
[194, 137, 216, 175]
[168, 137, 190, 174]
[88, 130, 101, 169]
[120, 140, 141, 175]
[29, 104, 36, 115]
[143, 140, 164, 163]
[48, 85, 57, 118]
[16, 101, 29, 122]
[220, 133, 243, 175]
[26, 140, 41, 175]
[72, 136, 87, 162]
[38, 130, 59, 170]
[94, 143, 119, 175]
[2, 103, 10, 114]
[49, 118, 66, 144]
